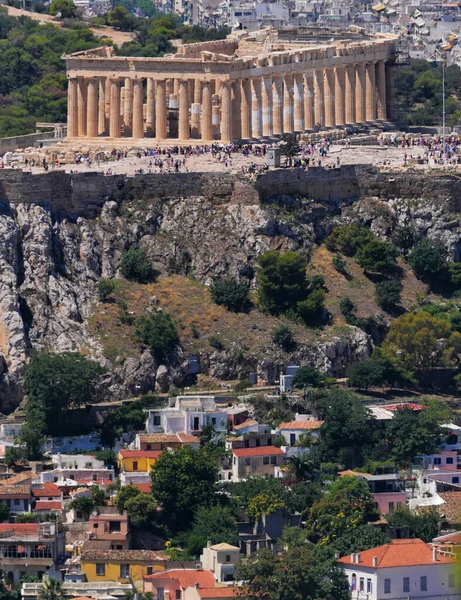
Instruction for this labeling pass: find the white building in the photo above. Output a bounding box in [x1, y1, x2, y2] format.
[276, 416, 323, 447]
[40, 454, 114, 487]
[338, 539, 459, 600]
[145, 396, 229, 436]
[200, 541, 239, 582]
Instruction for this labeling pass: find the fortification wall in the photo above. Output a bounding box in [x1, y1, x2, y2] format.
[0, 166, 458, 218]
[0, 132, 52, 156]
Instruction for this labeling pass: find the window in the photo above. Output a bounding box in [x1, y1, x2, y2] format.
[14, 499, 20, 505]
[133, 461, 138, 471]
[153, 415, 161, 426]
[384, 578, 391, 594]
[434, 457, 441, 465]
[226, 555, 231, 562]
[85, 462, 93, 468]
[120, 564, 129, 578]
[359, 578, 364, 592]
[96, 564, 105, 576]
[147, 567, 153, 576]
[263, 457, 269, 465]
[270, 456, 277, 465]
[146, 444, 152, 451]
[267, 438, 272, 445]
[403, 577, 410, 593]
[244, 458, 250, 467]
[244, 440, 250, 448]
[420, 576, 427, 591]
[93, 523, 99, 528]
[175, 591, 181, 600]
[367, 579, 372, 594]
[256, 439, 260, 447]
[92, 474, 97, 481]
[453, 477, 460, 484]
[290, 434, 296, 446]
[211, 418, 216, 425]
[449, 573, 455, 588]
[446, 457, 454, 464]
[388, 501, 394, 512]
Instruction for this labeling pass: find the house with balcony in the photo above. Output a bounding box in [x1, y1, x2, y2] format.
[22, 581, 134, 600]
[0, 484, 32, 514]
[118, 450, 162, 485]
[339, 469, 406, 515]
[31, 483, 63, 513]
[338, 539, 458, 600]
[0, 522, 65, 584]
[200, 542, 239, 583]
[231, 446, 286, 482]
[145, 397, 229, 436]
[441, 423, 461, 452]
[40, 454, 114, 488]
[88, 507, 130, 550]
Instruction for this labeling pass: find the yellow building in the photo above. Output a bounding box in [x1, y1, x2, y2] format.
[80, 548, 168, 588]
[117, 450, 162, 474]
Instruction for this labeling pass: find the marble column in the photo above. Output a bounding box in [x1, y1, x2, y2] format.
[179, 79, 190, 140]
[232, 80, 242, 140]
[355, 63, 366, 123]
[376, 60, 387, 120]
[146, 78, 155, 136]
[156, 80, 167, 140]
[324, 68, 335, 128]
[98, 78, 106, 135]
[314, 69, 324, 128]
[220, 81, 232, 142]
[334, 66, 346, 127]
[293, 73, 304, 132]
[191, 80, 201, 138]
[132, 79, 144, 139]
[345, 65, 356, 124]
[109, 79, 121, 139]
[212, 95, 220, 139]
[261, 75, 273, 137]
[366, 62, 376, 121]
[124, 78, 133, 136]
[67, 77, 78, 138]
[173, 79, 179, 96]
[304, 72, 315, 130]
[77, 77, 87, 137]
[272, 75, 283, 135]
[201, 81, 212, 141]
[241, 79, 251, 139]
[251, 77, 262, 139]
[86, 77, 99, 138]
[283, 73, 294, 133]
[104, 78, 111, 134]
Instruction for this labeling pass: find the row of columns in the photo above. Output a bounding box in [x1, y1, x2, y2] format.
[67, 59, 388, 143]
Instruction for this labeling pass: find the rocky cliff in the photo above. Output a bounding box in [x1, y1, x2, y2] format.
[0, 165, 459, 411]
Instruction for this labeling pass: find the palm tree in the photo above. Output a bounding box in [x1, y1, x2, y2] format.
[39, 578, 64, 600]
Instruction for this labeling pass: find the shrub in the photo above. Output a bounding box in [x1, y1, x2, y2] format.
[234, 379, 251, 392]
[347, 361, 386, 390]
[391, 224, 419, 256]
[256, 250, 307, 315]
[98, 278, 117, 302]
[135, 311, 179, 362]
[375, 279, 403, 312]
[120, 247, 159, 283]
[297, 289, 326, 325]
[408, 238, 448, 284]
[210, 277, 250, 312]
[271, 324, 295, 351]
[340, 296, 356, 318]
[332, 254, 347, 275]
[449, 262, 461, 289]
[325, 225, 374, 256]
[209, 335, 225, 351]
[117, 300, 134, 325]
[356, 239, 398, 274]
[292, 366, 325, 389]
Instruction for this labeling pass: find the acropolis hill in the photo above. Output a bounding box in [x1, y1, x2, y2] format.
[64, 27, 399, 146]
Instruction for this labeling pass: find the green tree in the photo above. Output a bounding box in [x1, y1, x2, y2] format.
[387, 506, 440, 542]
[297, 288, 326, 325]
[98, 279, 117, 302]
[280, 133, 300, 160]
[332, 254, 348, 275]
[408, 238, 448, 284]
[187, 505, 239, 553]
[247, 491, 287, 523]
[135, 311, 179, 362]
[150, 446, 218, 528]
[210, 277, 250, 312]
[236, 545, 349, 600]
[325, 225, 374, 256]
[70, 497, 94, 520]
[125, 494, 159, 529]
[19, 406, 46, 461]
[271, 324, 295, 351]
[382, 311, 455, 374]
[24, 352, 104, 435]
[107, 5, 137, 30]
[448, 262, 461, 289]
[115, 484, 141, 512]
[38, 579, 64, 600]
[391, 223, 419, 256]
[0, 503, 10, 523]
[292, 366, 325, 389]
[356, 239, 398, 274]
[256, 250, 307, 315]
[347, 361, 386, 390]
[49, 0, 77, 18]
[332, 524, 389, 556]
[375, 279, 403, 312]
[3, 446, 24, 467]
[120, 247, 159, 283]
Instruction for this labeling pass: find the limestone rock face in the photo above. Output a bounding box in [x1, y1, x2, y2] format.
[0, 169, 459, 410]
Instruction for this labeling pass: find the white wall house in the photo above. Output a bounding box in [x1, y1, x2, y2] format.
[200, 542, 240, 582]
[276, 417, 323, 447]
[338, 539, 459, 600]
[145, 396, 229, 436]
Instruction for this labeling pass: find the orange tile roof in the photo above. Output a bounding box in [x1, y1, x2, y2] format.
[0, 523, 38, 534]
[234, 419, 258, 431]
[132, 483, 152, 494]
[233, 447, 285, 458]
[82, 549, 168, 561]
[278, 420, 324, 430]
[439, 492, 461, 523]
[197, 589, 237, 599]
[338, 539, 455, 568]
[144, 569, 216, 589]
[0, 485, 30, 498]
[177, 433, 199, 443]
[139, 433, 198, 444]
[0, 472, 32, 485]
[119, 450, 162, 459]
[35, 501, 62, 511]
[32, 483, 62, 498]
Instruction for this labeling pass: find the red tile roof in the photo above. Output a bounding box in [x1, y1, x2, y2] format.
[233, 419, 258, 431]
[132, 483, 152, 494]
[233, 447, 285, 458]
[197, 589, 237, 599]
[138, 433, 197, 444]
[0, 485, 30, 498]
[278, 420, 324, 430]
[144, 569, 216, 589]
[439, 492, 461, 523]
[383, 403, 423, 412]
[34, 501, 62, 511]
[118, 450, 162, 459]
[338, 539, 455, 568]
[0, 523, 38, 534]
[32, 483, 62, 498]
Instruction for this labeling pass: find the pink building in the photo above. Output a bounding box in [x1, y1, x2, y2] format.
[144, 569, 216, 600]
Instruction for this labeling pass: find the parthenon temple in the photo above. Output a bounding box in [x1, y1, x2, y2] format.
[65, 28, 399, 145]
